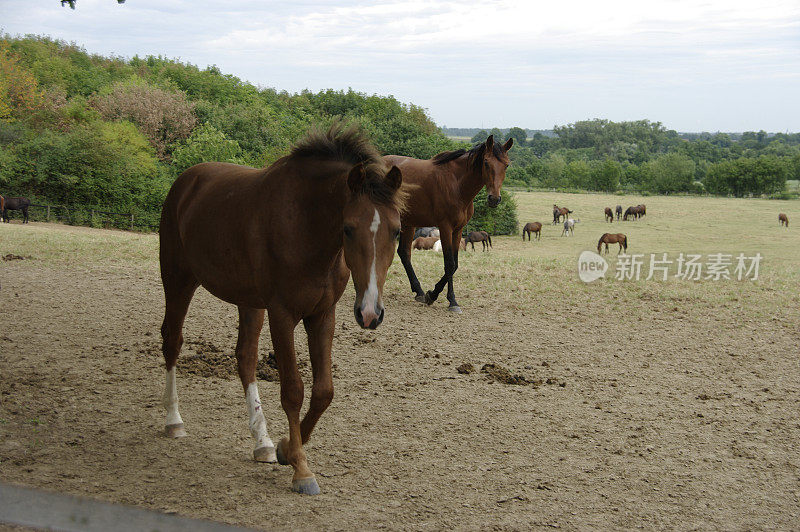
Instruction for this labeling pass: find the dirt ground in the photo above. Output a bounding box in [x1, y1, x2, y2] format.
[1, 221, 799, 530]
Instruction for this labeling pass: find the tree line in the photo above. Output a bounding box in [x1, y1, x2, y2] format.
[468, 121, 798, 197]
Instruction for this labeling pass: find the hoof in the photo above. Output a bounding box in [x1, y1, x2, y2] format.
[275, 440, 290, 466]
[424, 291, 436, 305]
[164, 423, 187, 438]
[253, 445, 277, 463]
[448, 305, 462, 314]
[292, 476, 320, 495]
[414, 293, 426, 303]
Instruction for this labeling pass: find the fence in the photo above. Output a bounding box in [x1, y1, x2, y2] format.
[14, 203, 161, 232]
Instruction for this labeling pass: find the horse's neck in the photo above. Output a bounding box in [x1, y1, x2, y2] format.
[448, 157, 484, 205]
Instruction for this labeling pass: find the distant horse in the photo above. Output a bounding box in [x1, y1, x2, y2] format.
[623, 205, 642, 221]
[637, 204, 646, 217]
[158, 124, 405, 495]
[412, 236, 439, 250]
[779, 213, 788, 227]
[552, 205, 561, 224]
[414, 226, 440, 239]
[604, 207, 614, 223]
[1, 196, 31, 223]
[522, 221, 542, 241]
[561, 218, 579, 236]
[615, 205, 622, 220]
[386, 135, 512, 312]
[597, 233, 628, 254]
[465, 230, 492, 251]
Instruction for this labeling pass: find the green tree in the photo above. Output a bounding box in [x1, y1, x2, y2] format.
[171, 123, 243, 171]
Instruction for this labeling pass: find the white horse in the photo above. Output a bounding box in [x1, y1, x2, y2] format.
[561, 218, 580, 236]
[433, 239, 443, 252]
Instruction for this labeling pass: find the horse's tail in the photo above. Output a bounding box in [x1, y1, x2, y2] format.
[622, 235, 628, 251]
[597, 236, 604, 253]
[487, 234, 492, 247]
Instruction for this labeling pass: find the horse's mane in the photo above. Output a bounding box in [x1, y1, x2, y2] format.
[431, 139, 505, 170]
[290, 123, 407, 211]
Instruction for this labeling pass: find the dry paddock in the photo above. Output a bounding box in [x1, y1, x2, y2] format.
[1, 207, 799, 530]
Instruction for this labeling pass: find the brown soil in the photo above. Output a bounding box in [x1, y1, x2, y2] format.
[1, 229, 800, 530]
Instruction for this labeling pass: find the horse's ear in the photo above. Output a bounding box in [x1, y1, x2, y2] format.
[385, 165, 402, 190]
[347, 163, 366, 193]
[484, 135, 494, 158]
[503, 137, 513, 151]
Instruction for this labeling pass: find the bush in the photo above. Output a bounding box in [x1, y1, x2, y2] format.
[465, 188, 518, 235]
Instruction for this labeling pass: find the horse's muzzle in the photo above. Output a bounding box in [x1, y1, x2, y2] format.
[354, 304, 384, 330]
[487, 195, 501, 208]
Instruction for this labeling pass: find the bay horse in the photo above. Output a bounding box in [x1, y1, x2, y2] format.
[623, 205, 641, 221]
[779, 213, 788, 227]
[386, 135, 512, 312]
[552, 204, 571, 224]
[1, 196, 31, 223]
[604, 207, 614, 223]
[465, 230, 492, 251]
[522, 221, 542, 241]
[598, 233, 628, 254]
[637, 204, 646, 217]
[412, 236, 439, 250]
[158, 124, 405, 495]
[615, 205, 622, 220]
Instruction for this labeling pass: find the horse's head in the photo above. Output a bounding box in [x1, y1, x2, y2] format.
[342, 163, 403, 330]
[479, 135, 513, 208]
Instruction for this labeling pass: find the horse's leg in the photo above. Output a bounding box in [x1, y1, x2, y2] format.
[300, 307, 335, 443]
[160, 272, 199, 438]
[22, 206, 28, 224]
[424, 225, 457, 307]
[397, 227, 425, 302]
[442, 231, 462, 312]
[269, 307, 318, 495]
[235, 306, 277, 463]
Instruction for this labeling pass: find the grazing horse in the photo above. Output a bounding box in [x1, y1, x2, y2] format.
[465, 230, 492, 251]
[412, 236, 439, 250]
[597, 233, 628, 254]
[552, 205, 561, 225]
[386, 135, 512, 313]
[615, 205, 622, 220]
[637, 204, 646, 217]
[623, 205, 641, 221]
[1, 196, 31, 223]
[158, 125, 405, 495]
[522, 221, 542, 241]
[779, 213, 788, 227]
[604, 207, 614, 223]
[561, 218, 579, 236]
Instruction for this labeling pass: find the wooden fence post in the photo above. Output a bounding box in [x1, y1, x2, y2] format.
[130, 213, 134, 231]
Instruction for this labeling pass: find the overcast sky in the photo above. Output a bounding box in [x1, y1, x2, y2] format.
[2, 0, 800, 132]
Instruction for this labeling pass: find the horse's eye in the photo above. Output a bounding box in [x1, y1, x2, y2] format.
[343, 226, 354, 238]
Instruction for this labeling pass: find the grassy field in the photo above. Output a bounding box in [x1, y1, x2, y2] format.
[1, 192, 799, 529]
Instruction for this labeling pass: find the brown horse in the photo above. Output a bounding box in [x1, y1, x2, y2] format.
[386, 135, 512, 312]
[604, 207, 614, 223]
[623, 205, 642, 221]
[615, 205, 622, 220]
[597, 233, 628, 254]
[0, 195, 4, 216]
[637, 204, 646, 217]
[1, 196, 31, 223]
[522, 221, 542, 241]
[412, 236, 439, 250]
[158, 125, 405, 495]
[779, 213, 789, 227]
[553, 204, 571, 223]
[465, 230, 492, 251]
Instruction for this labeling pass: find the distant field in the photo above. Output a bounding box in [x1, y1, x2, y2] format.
[1, 192, 799, 529]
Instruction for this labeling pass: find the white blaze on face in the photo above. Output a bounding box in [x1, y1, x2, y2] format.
[360, 208, 381, 314]
[246, 382, 274, 451]
[163, 367, 183, 427]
